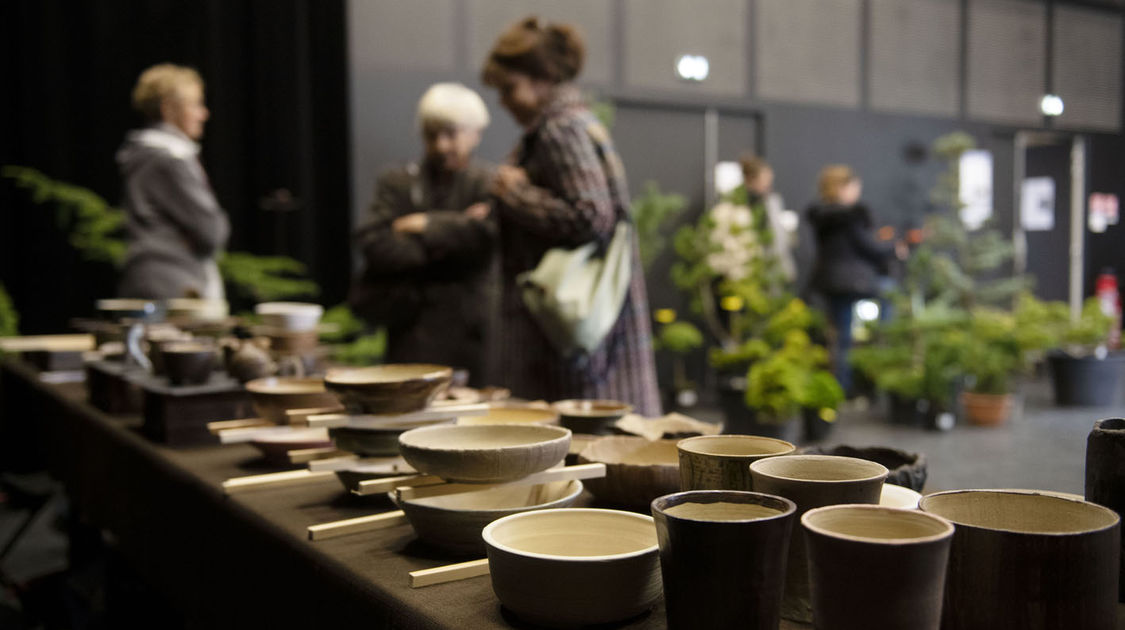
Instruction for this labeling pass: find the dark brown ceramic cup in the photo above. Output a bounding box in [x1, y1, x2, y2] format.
[749, 454, 889, 623]
[920, 489, 1120, 630]
[803, 505, 954, 630]
[652, 490, 796, 630]
[1086, 417, 1125, 602]
[161, 341, 217, 386]
[677, 435, 795, 492]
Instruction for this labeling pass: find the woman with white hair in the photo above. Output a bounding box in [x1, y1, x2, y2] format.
[117, 63, 230, 299]
[349, 83, 496, 384]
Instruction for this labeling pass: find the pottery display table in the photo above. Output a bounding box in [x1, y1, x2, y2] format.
[1, 358, 1120, 629]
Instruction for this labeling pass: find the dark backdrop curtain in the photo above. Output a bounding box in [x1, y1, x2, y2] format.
[0, 0, 350, 333]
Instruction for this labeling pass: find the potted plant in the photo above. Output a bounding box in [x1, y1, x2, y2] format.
[671, 192, 842, 439]
[653, 315, 704, 410]
[1041, 298, 1121, 406]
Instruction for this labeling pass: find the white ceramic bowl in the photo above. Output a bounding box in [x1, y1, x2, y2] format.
[880, 483, 923, 509]
[255, 302, 324, 332]
[483, 508, 662, 627]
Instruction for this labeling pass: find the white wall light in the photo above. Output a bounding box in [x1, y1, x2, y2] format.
[675, 54, 709, 82]
[1040, 94, 1065, 117]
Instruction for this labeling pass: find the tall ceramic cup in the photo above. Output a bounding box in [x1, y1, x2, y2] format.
[920, 489, 1120, 630]
[1086, 417, 1125, 602]
[749, 454, 888, 623]
[678, 435, 795, 492]
[803, 505, 954, 630]
[652, 490, 796, 630]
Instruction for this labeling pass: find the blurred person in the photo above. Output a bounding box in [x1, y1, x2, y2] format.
[349, 83, 496, 385]
[117, 64, 229, 299]
[740, 155, 796, 281]
[482, 17, 660, 414]
[806, 165, 905, 396]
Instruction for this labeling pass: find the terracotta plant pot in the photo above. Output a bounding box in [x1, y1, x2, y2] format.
[800, 445, 927, 492]
[551, 399, 633, 435]
[960, 391, 1013, 426]
[652, 490, 796, 630]
[396, 424, 571, 483]
[482, 508, 662, 627]
[1086, 418, 1125, 601]
[577, 436, 680, 508]
[749, 454, 889, 623]
[803, 505, 954, 630]
[677, 435, 795, 492]
[920, 489, 1121, 630]
[324, 364, 453, 414]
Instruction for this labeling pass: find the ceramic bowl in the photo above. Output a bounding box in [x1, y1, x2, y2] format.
[398, 480, 584, 556]
[678, 434, 796, 491]
[244, 377, 340, 424]
[161, 341, 218, 386]
[552, 399, 634, 435]
[249, 427, 332, 465]
[324, 364, 453, 414]
[255, 302, 324, 332]
[333, 459, 417, 492]
[577, 436, 680, 508]
[397, 424, 571, 483]
[881, 483, 923, 509]
[328, 419, 453, 457]
[483, 508, 662, 627]
[455, 405, 559, 427]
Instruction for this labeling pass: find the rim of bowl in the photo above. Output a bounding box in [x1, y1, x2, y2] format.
[325, 364, 453, 385]
[399, 423, 572, 452]
[749, 454, 889, 484]
[482, 508, 658, 561]
[802, 504, 954, 544]
[245, 376, 326, 394]
[919, 489, 1121, 536]
[880, 484, 923, 509]
[551, 399, 634, 418]
[459, 406, 561, 425]
[397, 479, 585, 513]
[652, 490, 797, 523]
[677, 434, 796, 459]
[255, 302, 325, 314]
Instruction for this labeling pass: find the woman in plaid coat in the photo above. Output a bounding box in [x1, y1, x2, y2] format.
[482, 17, 660, 415]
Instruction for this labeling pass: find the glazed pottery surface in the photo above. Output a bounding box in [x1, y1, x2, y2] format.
[244, 377, 339, 424]
[577, 436, 680, 508]
[552, 399, 634, 435]
[803, 505, 954, 630]
[920, 489, 1120, 630]
[249, 427, 332, 464]
[398, 480, 583, 555]
[750, 454, 889, 623]
[652, 490, 796, 630]
[455, 406, 559, 426]
[397, 424, 571, 483]
[800, 444, 927, 491]
[325, 364, 453, 414]
[161, 341, 217, 386]
[255, 301, 323, 332]
[880, 483, 923, 510]
[678, 434, 796, 492]
[482, 508, 662, 627]
[1087, 418, 1125, 602]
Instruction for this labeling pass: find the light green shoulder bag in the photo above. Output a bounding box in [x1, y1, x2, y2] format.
[517, 221, 632, 357]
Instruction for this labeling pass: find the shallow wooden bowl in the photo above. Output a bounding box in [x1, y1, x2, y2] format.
[249, 427, 332, 464]
[553, 399, 633, 435]
[244, 377, 339, 424]
[483, 508, 662, 627]
[397, 424, 571, 483]
[399, 480, 583, 555]
[577, 436, 680, 508]
[455, 406, 559, 426]
[325, 364, 453, 414]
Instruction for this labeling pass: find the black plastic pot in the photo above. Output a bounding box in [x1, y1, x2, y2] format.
[717, 376, 799, 442]
[801, 408, 833, 443]
[1049, 351, 1125, 407]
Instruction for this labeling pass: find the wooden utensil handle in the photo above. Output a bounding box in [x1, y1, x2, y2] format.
[288, 447, 348, 464]
[207, 418, 272, 435]
[307, 510, 408, 541]
[353, 474, 445, 496]
[409, 559, 490, 588]
[222, 469, 334, 494]
[396, 463, 607, 502]
[285, 405, 346, 425]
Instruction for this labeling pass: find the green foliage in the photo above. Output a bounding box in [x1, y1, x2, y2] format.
[654, 321, 704, 355]
[0, 282, 18, 338]
[3, 165, 127, 266]
[632, 181, 688, 270]
[216, 252, 319, 303]
[319, 303, 365, 343]
[589, 97, 616, 130]
[331, 329, 387, 366]
[744, 329, 844, 422]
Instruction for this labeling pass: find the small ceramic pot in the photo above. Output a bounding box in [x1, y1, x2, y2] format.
[325, 364, 453, 414]
[482, 508, 662, 627]
[652, 490, 796, 630]
[677, 434, 795, 492]
[1087, 418, 1125, 602]
[552, 399, 633, 435]
[920, 489, 1120, 630]
[577, 436, 680, 508]
[803, 505, 954, 630]
[397, 424, 571, 483]
[255, 301, 323, 332]
[161, 341, 217, 386]
[749, 454, 889, 623]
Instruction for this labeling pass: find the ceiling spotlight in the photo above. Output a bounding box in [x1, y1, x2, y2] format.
[1040, 94, 1064, 117]
[675, 54, 709, 82]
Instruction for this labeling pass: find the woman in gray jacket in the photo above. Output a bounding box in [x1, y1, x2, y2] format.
[117, 64, 229, 300]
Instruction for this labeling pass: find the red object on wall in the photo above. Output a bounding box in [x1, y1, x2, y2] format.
[1096, 269, 1122, 349]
